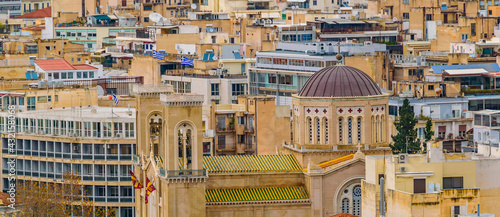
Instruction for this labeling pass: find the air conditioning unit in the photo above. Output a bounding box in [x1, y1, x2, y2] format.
[400, 166, 407, 172]
[398, 153, 408, 163]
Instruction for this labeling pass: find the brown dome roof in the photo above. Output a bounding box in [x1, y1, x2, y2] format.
[298, 65, 382, 97]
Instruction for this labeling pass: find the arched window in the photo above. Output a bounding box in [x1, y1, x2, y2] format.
[316, 118, 321, 144]
[341, 198, 350, 213]
[324, 118, 329, 144]
[308, 118, 312, 144]
[357, 117, 362, 144]
[348, 118, 353, 144]
[338, 118, 343, 144]
[352, 185, 362, 216]
[375, 116, 379, 143]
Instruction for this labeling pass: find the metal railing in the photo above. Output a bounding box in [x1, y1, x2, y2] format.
[163, 169, 207, 178]
[63, 76, 144, 96]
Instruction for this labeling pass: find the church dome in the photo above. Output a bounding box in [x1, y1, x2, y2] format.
[298, 65, 382, 97]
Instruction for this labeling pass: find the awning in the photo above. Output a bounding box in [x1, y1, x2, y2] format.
[439, 126, 446, 132]
[107, 15, 118, 20]
[459, 125, 467, 131]
[442, 68, 488, 77]
[93, 15, 110, 20]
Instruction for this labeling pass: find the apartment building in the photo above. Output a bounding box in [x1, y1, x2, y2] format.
[0, 106, 136, 216]
[54, 26, 141, 52]
[249, 41, 387, 105]
[210, 95, 291, 156]
[34, 59, 102, 81]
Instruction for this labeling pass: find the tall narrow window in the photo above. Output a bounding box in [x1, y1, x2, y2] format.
[339, 118, 343, 144]
[357, 117, 362, 144]
[378, 115, 384, 142]
[352, 185, 362, 215]
[308, 118, 312, 144]
[341, 198, 350, 213]
[348, 118, 353, 144]
[324, 118, 329, 144]
[375, 116, 379, 143]
[316, 118, 320, 144]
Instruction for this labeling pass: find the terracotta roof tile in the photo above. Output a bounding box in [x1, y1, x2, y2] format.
[74, 64, 98, 70]
[34, 59, 75, 71]
[17, 7, 51, 19]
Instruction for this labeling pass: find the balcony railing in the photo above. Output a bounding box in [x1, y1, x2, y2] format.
[161, 169, 207, 178]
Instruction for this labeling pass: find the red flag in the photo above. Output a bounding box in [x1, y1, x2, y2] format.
[130, 170, 143, 189]
[145, 177, 156, 204]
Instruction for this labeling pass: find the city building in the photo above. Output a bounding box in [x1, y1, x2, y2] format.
[34, 59, 102, 81]
[210, 95, 291, 156]
[0, 106, 137, 216]
[54, 26, 141, 52]
[21, 0, 50, 14]
[249, 42, 387, 105]
[132, 84, 375, 217]
[0, 0, 21, 18]
[362, 142, 500, 217]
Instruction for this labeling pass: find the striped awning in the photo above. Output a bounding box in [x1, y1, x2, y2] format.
[206, 186, 309, 203]
[203, 155, 302, 173]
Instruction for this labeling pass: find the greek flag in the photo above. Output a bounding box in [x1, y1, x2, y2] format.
[153, 50, 164, 60]
[112, 93, 119, 105]
[181, 56, 194, 66]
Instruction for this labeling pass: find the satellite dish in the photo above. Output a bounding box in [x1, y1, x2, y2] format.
[99, 5, 103, 8]
[291, 6, 296, 9]
[149, 12, 163, 23]
[96, 85, 105, 96]
[191, 4, 197, 10]
[393, 17, 397, 22]
[213, 56, 218, 60]
[338, 9, 342, 13]
[159, 17, 169, 24]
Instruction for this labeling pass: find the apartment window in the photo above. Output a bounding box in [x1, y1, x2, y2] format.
[144, 17, 149, 22]
[77, 72, 82, 78]
[413, 178, 426, 193]
[237, 117, 245, 125]
[83, 71, 88, 79]
[403, 13, 409, 19]
[68, 72, 73, 79]
[443, 177, 463, 189]
[426, 14, 433, 21]
[217, 117, 226, 130]
[122, 0, 127, 6]
[232, 84, 246, 96]
[471, 23, 476, 36]
[92, 122, 101, 138]
[125, 123, 135, 138]
[459, 125, 466, 137]
[238, 135, 245, 143]
[103, 122, 112, 137]
[402, 0, 409, 4]
[313, 0, 317, 5]
[217, 135, 226, 149]
[211, 83, 219, 96]
[84, 122, 91, 137]
[428, 85, 434, 90]
[114, 122, 122, 137]
[438, 126, 446, 139]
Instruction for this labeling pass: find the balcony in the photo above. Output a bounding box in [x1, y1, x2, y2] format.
[161, 169, 207, 178]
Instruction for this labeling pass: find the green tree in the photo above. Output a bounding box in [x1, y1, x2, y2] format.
[423, 119, 434, 153]
[390, 98, 421, 154]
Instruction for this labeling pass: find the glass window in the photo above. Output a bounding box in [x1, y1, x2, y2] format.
[232, 84, 246, 96]
[114, 122, 122, 137]
[92, 122, 101, 138]
[443, 177, 463, 189]
[103, 122, 112, 137]
[211, 83, 219, 96]
[68, 72, 73, 79]
[125, 123, 135, 138]
[77, 72, 82, 78]
[89, 71, 94, 78]
[83, 71, 88, 78]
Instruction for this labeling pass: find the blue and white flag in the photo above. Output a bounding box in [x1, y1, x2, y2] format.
[181, 56, 194, 66]
[112, 93, 119, 105]
[152, 50, 164, 60]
